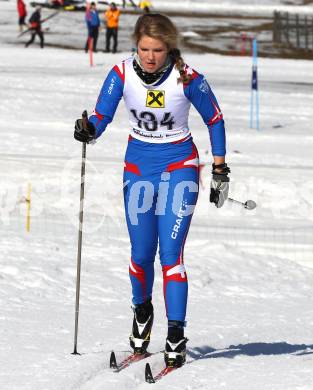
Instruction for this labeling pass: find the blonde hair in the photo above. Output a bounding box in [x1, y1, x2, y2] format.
[133, 14, 191, 83]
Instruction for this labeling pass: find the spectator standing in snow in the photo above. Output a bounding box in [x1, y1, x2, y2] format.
[74, 13, 229, 368]
[122, 0, 138, 8]
[25, 6, 44, 48]
[139, 0, 151, 13]
[104, 2, 120, 53]
[17, 0, 27, 32]
[85, 2, 100, 53]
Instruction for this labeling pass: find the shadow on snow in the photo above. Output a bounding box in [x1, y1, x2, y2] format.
[187, 342, 313, 361]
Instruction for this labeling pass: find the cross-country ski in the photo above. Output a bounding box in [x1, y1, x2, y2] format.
[17, 10, 59, 37]
[145, 362, 177, 383]
[109, 350, 153, 372]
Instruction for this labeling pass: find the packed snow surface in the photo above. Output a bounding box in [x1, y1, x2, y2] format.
[1, 1, 313, 389]
[152, 0, 313, 15]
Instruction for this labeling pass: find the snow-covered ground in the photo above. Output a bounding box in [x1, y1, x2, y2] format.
[2, 0, 313, 54]
[5, 0, 313, 15]
[1, 1, 313, 389]
[152, 0, 313, 15]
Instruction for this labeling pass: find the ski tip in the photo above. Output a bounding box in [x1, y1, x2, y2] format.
[145, 362, 155, 384]
[110, 351, 118, 369]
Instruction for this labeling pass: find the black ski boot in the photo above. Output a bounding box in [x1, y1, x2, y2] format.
[164, 321, 188, 368]
[129, 299, 154, 354]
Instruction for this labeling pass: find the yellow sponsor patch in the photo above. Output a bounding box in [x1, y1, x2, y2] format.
[146, 90, 165, 108]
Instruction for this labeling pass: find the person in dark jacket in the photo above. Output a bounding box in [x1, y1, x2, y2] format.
[25, 6, 44, 48]
[85, 2, 100, 53]
[17, 0, 27, 32]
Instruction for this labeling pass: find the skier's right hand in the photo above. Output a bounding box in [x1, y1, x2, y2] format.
[210, 163, 230, 208]
[74, 111, 96, 143]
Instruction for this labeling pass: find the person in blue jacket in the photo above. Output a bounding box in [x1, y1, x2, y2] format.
[85, 2, 100, 53]
[74, 13, 230, 368]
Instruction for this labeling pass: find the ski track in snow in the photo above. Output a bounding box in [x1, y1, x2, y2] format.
[1, 1, 313, 389]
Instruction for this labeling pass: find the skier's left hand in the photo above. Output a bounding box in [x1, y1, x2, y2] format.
[210, 163, 230, 208]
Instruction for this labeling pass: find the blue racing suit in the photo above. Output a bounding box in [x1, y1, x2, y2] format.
[89, 58, 226, 323]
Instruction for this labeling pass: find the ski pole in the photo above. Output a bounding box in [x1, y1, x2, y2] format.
[17, 11, 59, 37]
[72, 111, 88, 355]
[228, 197, 257, 210]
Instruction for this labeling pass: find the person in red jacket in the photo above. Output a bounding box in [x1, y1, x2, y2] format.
[17, 0, 27, 32]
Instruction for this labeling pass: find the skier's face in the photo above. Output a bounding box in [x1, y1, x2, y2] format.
[137, 35, 168, 73]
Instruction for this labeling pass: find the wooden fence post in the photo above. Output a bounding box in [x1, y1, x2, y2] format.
[311, 17, 313, 50]
[305, 16, 309, 51]
[273, 11, 279, 43]
[296, 14, 300, 48]
[285, 12, 290, 44]
[272, 11, 313, 52]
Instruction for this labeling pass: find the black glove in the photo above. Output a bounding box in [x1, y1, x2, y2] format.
[210, 163, 230, 208]
[74, 110, 96, 143]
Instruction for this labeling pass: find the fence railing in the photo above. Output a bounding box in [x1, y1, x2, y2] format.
[273, 11, 313, 51]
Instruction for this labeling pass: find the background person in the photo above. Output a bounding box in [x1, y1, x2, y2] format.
[25, 6, 44, 48]
[17, 0, 27, 33]
[85, 2, 100, 53]
[104, 2, 120, 53]
[139, 0, 151, 13]
[74, 13, 229, 368]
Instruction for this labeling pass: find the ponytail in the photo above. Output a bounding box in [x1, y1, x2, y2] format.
[169, 48, 192, 84]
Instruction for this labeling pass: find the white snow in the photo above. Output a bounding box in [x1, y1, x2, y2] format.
[152, 0, 313, 16]
[1, 0, 313, 389]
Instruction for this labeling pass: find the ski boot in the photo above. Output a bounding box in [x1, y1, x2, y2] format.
[164, 321, 188, 368]
[129, 299, 154, 354]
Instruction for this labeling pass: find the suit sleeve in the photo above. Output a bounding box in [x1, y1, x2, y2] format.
[89, 66, 124, 138]
[184, 74, 226, 157]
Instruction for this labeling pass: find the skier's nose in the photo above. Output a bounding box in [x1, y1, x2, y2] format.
[147, 50, 155, 62]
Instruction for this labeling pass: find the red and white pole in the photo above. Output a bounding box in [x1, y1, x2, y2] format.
[88, 37, 93, 67]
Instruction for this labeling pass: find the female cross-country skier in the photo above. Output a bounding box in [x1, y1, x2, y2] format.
[74, 13, 230, 368]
